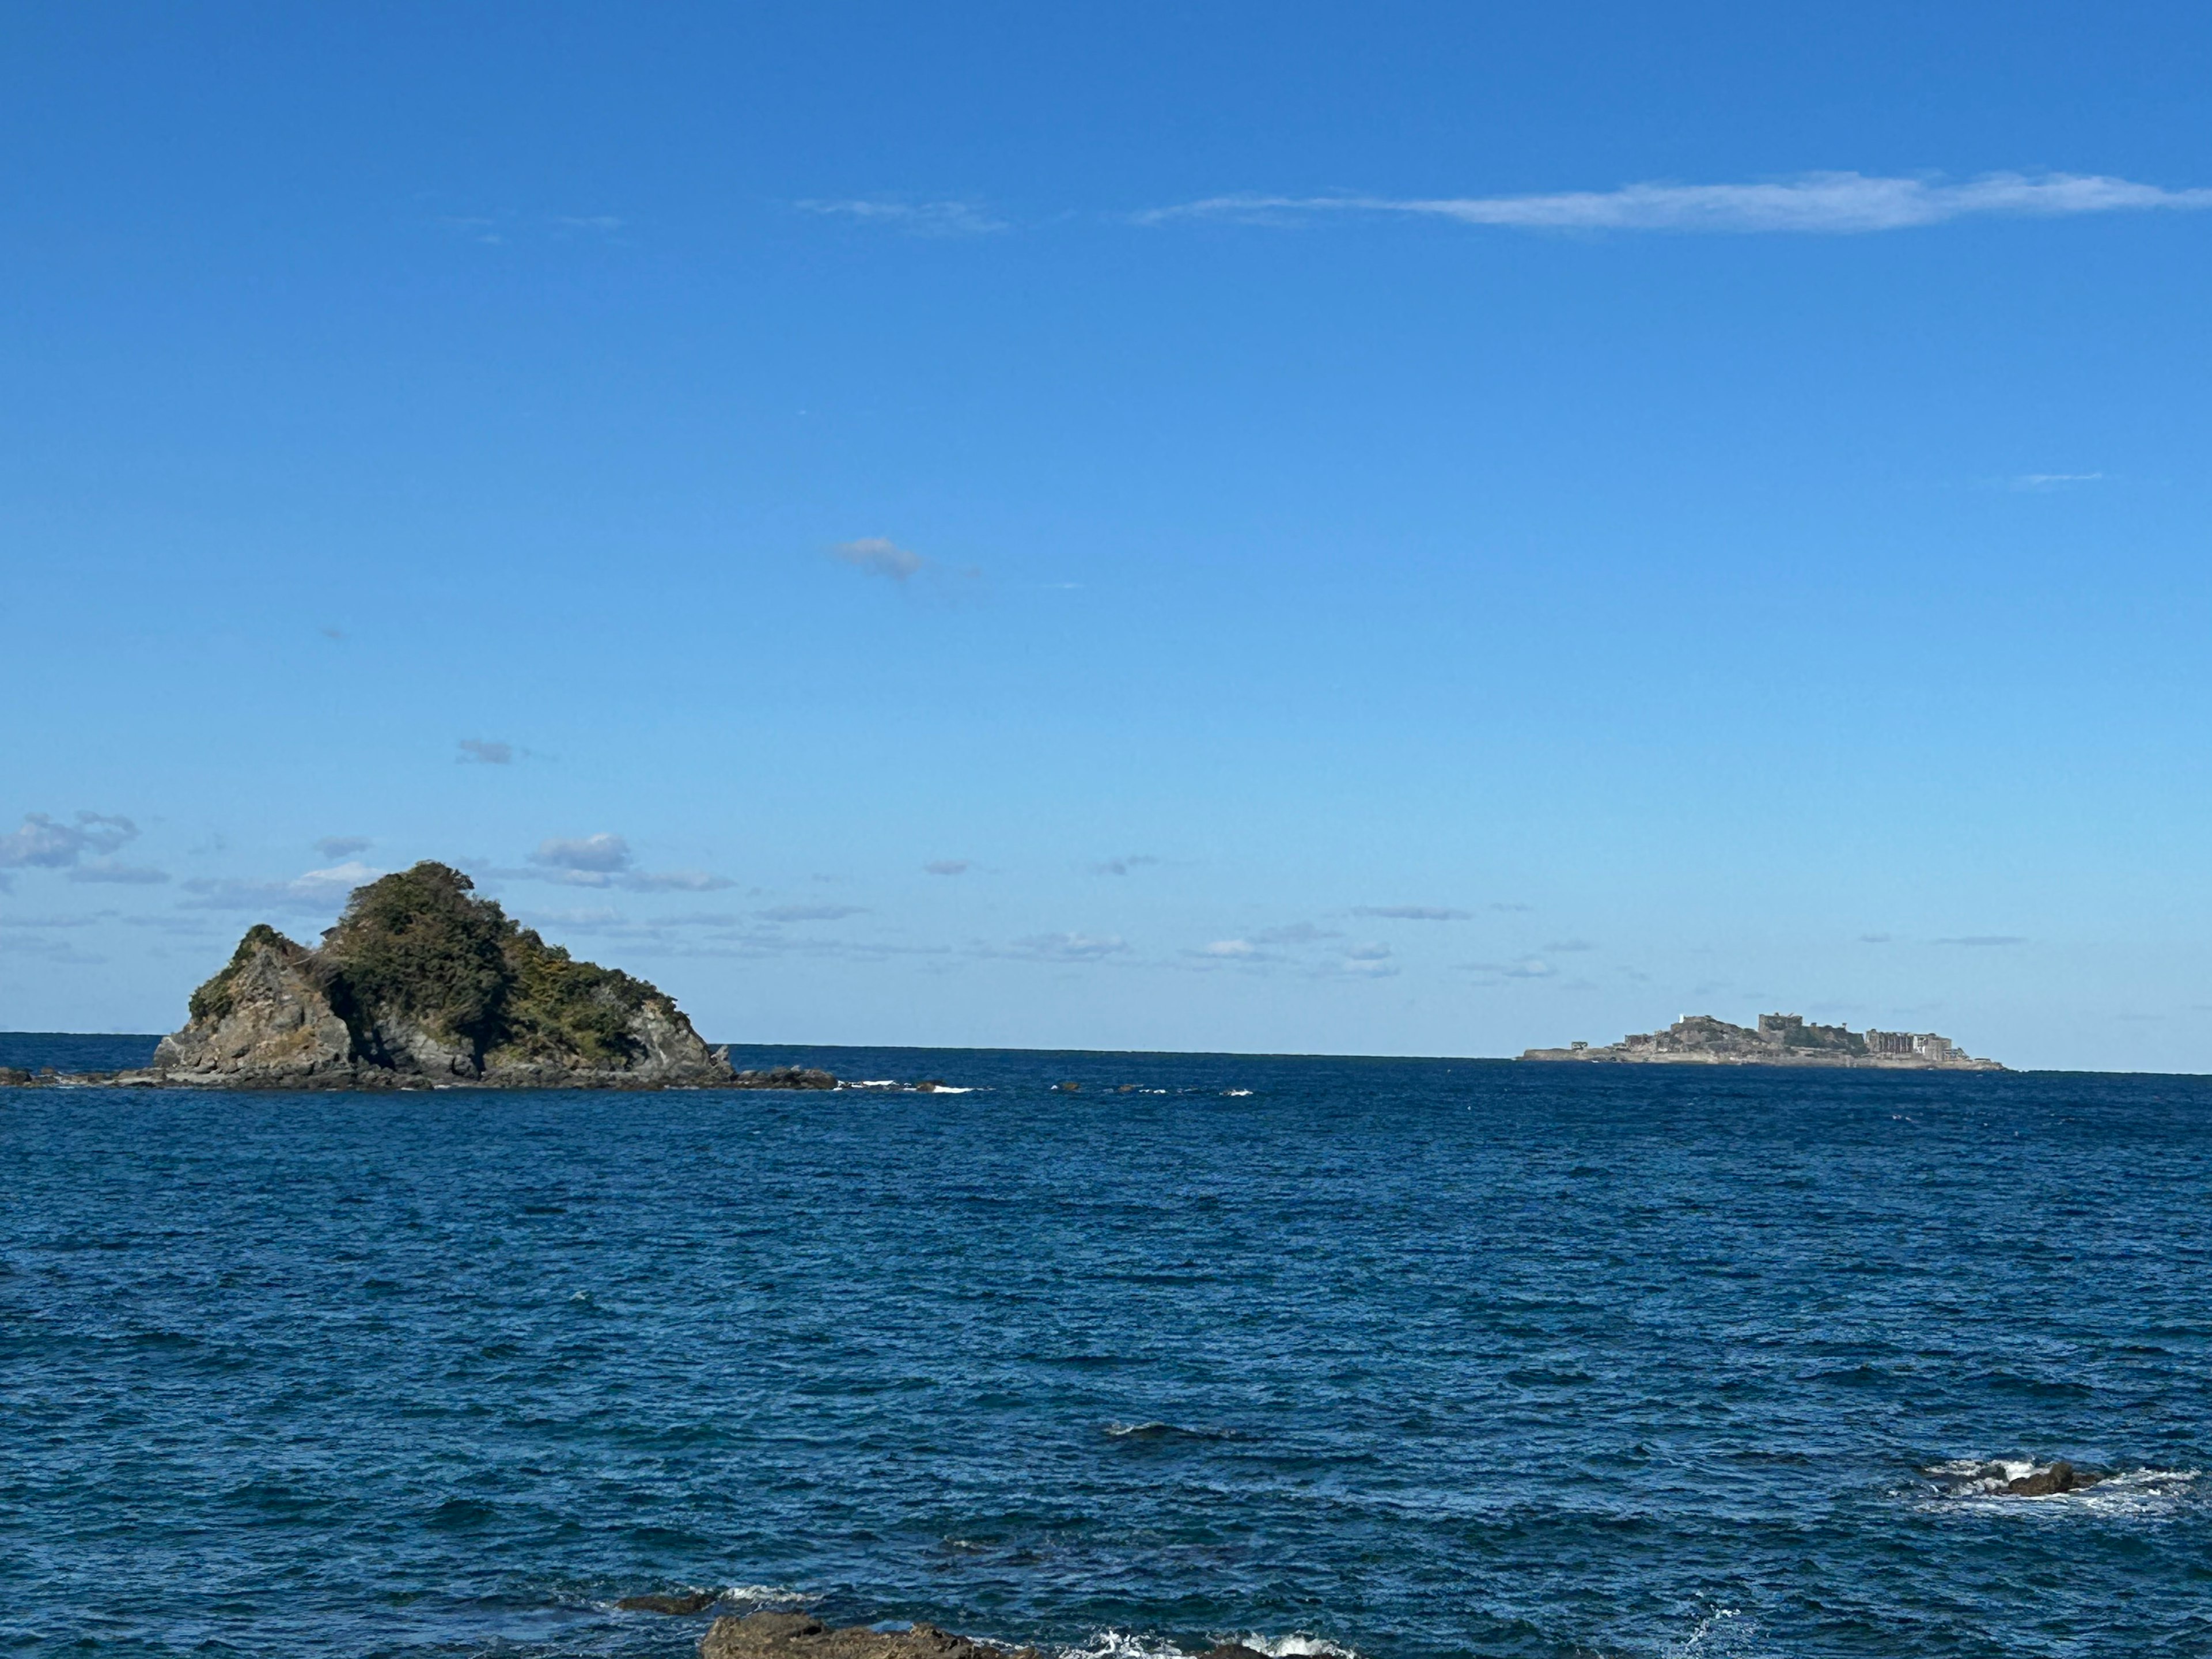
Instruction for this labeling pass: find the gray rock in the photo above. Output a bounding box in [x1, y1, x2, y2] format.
[700, 1611, 1042, 1659]
[619, 1590, 720, 1614]
[730, 1066, 838, 1090]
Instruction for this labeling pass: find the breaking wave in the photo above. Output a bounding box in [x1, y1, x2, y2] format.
[1919, 1459, 2200, 1517]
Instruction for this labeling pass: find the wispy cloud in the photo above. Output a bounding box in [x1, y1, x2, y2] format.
[457, 738, 514, 765]
[1461, 956, 1559, 980]
[1354, 904, 1470, 921]
[181, 859, 382, 914]
[797, 199, 1008, 237]
[923, 859, 972, 876]
[830, 537, 927, 579]
[1935, 934, 2027, 946]
[1140, 172, 2212, 236]
[759, 904, 867, 923]
[0, 811, 139, 871]
[1336, 942, 1397, 978]
[990, 931, 1130, 963]
[2008, 471, 2108, 491]
[510, 834, 733, 893]
[1093, 855, 1160, 876]
[316, 836, 372, 859]
[69, 861, 169, 885]
[533, 834, 631, 874]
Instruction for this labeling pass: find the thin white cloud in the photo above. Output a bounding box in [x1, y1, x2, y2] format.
[797, 199, 1008, 237]
[1355, 904, 1470, 921]
[457, 738, 514, 765]
[1141, 172, 2212, 236]
[759, 904, 867, 922]
[2009, 471, 2108, 491]
[924, 859, 972, 876]
[316, 836, 372, 858]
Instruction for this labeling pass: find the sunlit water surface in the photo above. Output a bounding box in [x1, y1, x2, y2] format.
[4, 1037, 2207, 1658]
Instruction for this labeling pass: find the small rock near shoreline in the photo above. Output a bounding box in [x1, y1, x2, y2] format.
[702, 1612, 1043, 1659]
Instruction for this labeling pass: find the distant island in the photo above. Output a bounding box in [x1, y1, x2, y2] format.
[1522, 1012, 2002, 1070]
[4, 862, 835, 1090]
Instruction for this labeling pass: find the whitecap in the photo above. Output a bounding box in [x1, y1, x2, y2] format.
[1919, 1460, 2200, 1518]
[1232, 1635, 1357, 1658]
[1223, 1089, 1253, 1097]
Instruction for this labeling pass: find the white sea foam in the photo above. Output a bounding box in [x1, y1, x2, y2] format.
[845, 1080, 902, 1089]
[1662, 1608, 1762, 1657]
[1223, 1089, 1253, 1097]
[717, 1584, 820, 1606]
[1232, 1635, 1355, 1658]
[1919, 1460, 2201, 1518]
[1064, 1631, 1191, 1659]
[1062, 1633, 1354, 1659]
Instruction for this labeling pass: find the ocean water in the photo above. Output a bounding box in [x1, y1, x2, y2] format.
[3, 1039, 2208, 1659]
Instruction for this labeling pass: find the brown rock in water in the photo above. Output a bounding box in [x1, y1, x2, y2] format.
[151, 864, 736, 1089]
[619, 1590, 720, 1615]
[730, 1066, 839, 1090]
[700, 1611, 1043, 1659]
[2006, 1460, 2099, 1496]
[0, 1067, 33, 1086]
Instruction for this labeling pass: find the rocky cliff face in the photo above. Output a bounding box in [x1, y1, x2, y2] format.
[153, 863, 736, 1089]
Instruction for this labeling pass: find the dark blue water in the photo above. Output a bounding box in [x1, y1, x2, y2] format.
[4, 1040, 2208, 1658]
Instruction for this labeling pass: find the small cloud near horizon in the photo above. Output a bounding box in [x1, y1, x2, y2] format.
[1936, 934, 2027, 947]
[924, 859, 972, 876]
[760, 904, 867, 922]
[1355, 904, 1471, 921]
[316, 836, 372, 859]
[995, 931, 1129, 963]
[457, 739, 514, 765]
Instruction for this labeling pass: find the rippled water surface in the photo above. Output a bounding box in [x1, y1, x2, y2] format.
[4, 1039, 2209, 1658]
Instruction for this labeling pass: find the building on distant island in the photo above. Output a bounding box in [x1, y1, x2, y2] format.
[1522, 1012, 2001, 1070]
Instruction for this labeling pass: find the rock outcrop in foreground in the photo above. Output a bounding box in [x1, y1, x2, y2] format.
[701, 1613, 1041, 1659]
[1523, 1011, 2001, 1070]
[696, 1613, 1279, 1659]
[150, 862, 749, 1089]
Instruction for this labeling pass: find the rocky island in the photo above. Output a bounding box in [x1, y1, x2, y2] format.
[25, 861, 840, 1090]
[1522, 1012, 2001, 1070]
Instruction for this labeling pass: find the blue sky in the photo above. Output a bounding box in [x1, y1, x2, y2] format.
[6, 2, 2212, 1068]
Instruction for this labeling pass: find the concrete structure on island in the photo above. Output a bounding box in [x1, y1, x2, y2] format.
[1522, 1012, 2001, 1069]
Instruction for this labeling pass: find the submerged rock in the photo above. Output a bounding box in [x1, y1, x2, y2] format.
[700, 1612, 1041, 1659]
[151, 863, 737, 1090]
[619, 1590, 721, 1614]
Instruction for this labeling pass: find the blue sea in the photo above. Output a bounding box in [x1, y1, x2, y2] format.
[3, 1034, 2208, 1658]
